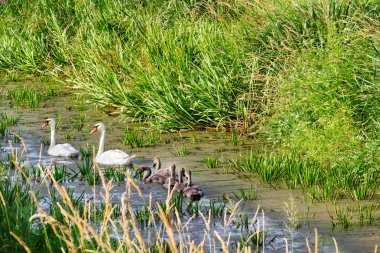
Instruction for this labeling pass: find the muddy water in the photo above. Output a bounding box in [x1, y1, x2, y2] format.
[1, 81, 379, 252]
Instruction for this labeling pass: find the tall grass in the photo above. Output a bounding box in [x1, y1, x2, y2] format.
[231, 150, 380, 201]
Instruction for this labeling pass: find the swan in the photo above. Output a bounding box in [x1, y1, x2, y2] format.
[91, 122, 135, 166]
[173, 168, 187, 193]
[136, 167, 167, 184]
[153, 157, 171, 176]
[163, 164, 179, 189]
[41, 118, 79, 157]
[136, 167, 154, 182]
[182, 169, 204, 200]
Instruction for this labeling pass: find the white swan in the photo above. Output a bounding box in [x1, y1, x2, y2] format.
[91, 122, 135, 166]
[41, 118, 79, 157]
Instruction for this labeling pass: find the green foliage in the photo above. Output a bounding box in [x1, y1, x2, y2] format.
[123, 128, 160, 148]
[204, 156, 221, 169]
[232, 150, 380, 201]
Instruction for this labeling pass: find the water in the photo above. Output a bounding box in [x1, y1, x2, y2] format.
[1, 80, 379, 252]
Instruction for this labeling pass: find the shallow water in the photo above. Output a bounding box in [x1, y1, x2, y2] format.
[1, 80, 379, 252]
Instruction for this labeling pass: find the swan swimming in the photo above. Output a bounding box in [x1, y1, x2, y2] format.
[41, 118, 79, 157]
[91, 122, 135, 167]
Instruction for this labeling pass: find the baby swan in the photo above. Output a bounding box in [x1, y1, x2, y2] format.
[173, 168, 187, 193]
[136, 167, 167, 184]
[182, 169, 204, 200]
[136, 167, 152, 182]
[41, 118, 79, 157]
[153, 157, 171, 177]
[163, 164, 179, 189]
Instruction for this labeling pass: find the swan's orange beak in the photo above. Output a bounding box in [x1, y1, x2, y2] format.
[90, 127, 97, 134]
[41, 121, 49, 128]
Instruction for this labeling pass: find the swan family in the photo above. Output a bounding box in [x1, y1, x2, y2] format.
[136, 157, 204, 200]
[41, 118, 204, 200]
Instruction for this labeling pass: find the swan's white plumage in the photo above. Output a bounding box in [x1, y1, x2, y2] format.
[95, 150, 135, 166]
[92, 122, 135, 166]
[48, 143, 79, 157]
[43, 118, 79, 157]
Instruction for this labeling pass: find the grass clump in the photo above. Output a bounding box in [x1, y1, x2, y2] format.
[0, 113, 20, 138]
[204, 156, 222, 169]
[123, 128, 160, 148]
[231, 150, 380, 201]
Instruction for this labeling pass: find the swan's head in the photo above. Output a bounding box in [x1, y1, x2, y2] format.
[41, 118, 55, 128]
[152, 157, 160, 168]
[91, 122, 105, 133]
[179, 168, 185, 176]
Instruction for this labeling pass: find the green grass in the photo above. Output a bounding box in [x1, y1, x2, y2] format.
[204, 156, 222, 169]
[122, 128, 160, 148]
[231, 150, 380, 201]
[0, 113, 20, 138]
[173, 144, 190, 156]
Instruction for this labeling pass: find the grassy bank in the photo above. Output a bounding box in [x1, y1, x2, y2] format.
[1, 0, 380, 198]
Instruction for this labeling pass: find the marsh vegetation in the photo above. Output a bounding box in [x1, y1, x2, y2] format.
[0, 0, 380, 251]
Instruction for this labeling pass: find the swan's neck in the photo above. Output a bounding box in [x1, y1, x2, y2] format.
[97, 129, 106, 157]
[155, 159, 161, 174]
[171, 168, 175, 178]
[179, 171, 183, 183]
[50, 125, 56, 149]
[143, 169, 151, 181]
[187, 174, 191, 186]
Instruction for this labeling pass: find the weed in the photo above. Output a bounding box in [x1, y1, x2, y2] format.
[173, 145, 190, 156]
[86, 171, 101, 185]
[80, 145, 92, 158]
[52, 164, 67, 183]
[123, 128, 160, 148]
[64, 133, 72, 140]
[76, 157, 92, 177]
[74, 114, 86, 131]
[204, 156, 221, 169]
[233, 186, 258, 201]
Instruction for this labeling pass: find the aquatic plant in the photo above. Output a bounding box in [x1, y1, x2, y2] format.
[74, 114, 86, 131]
[232, 150, 380, 201]
[0, 113, 20, 138]
[204, 156, 222, 169]
[79, 145, 92, 158]
[6, 85, 39, 108]
[123, 127, 160, 148]
[86, 171, 101, 185]
[76, 156, 92, 177]
[40, 137, 50, 146]
[52, 164, 67, 183]
[173, 145, 190, 156]
[104, 166, 114, 179]
[232, 186, 258, 201]
[114, 170, 126, 182]
[64, 133, 72, 140]
[230, 129, 240, 146]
